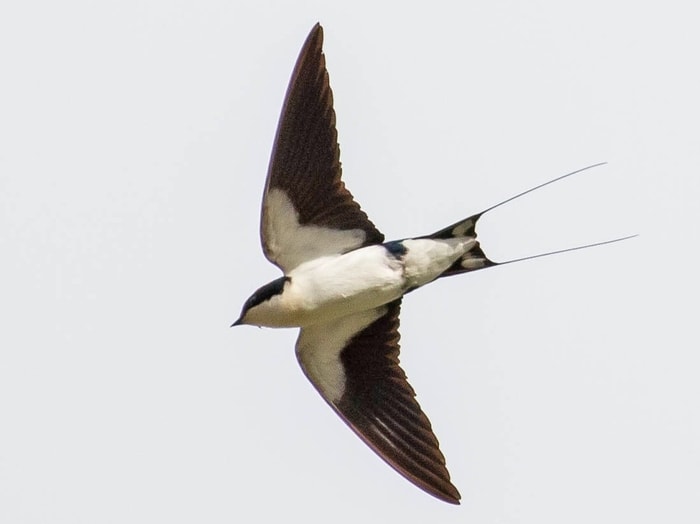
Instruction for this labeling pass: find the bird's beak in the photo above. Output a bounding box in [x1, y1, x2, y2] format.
[231, 318, 244, 327]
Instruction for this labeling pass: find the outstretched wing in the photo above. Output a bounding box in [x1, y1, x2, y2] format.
[295, 300, 461, 504]
[260, 23, 383, 273]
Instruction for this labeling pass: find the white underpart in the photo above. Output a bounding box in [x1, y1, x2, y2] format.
[401, 237, 477, 288]
[262, 188, 367, 272]
[296, 306, 387, 403]
[276, 245, 405, 327]
[245, 236, 477, 328]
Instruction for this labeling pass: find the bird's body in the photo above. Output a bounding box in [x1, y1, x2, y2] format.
[245, 236, 479, 328]
[234, 23, 629, 504]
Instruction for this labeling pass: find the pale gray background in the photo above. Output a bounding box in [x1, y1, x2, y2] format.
[1, 1, 697, 523]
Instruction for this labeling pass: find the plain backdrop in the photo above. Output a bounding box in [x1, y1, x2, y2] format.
[1, 2, 698, 523]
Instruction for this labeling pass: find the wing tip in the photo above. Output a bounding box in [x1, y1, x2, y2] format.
[434, 483, 462, 505]
[306, 22, 324, 47]
[397, 456, 462, 505]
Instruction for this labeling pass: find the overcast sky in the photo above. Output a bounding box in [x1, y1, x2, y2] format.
[1, 2, 698, 523]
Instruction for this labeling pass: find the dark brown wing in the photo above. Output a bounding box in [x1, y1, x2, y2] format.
[296, 301, 461, 504]
[260, 24, 384, 272]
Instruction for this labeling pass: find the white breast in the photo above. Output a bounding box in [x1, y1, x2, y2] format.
[284, 245, 405, 326]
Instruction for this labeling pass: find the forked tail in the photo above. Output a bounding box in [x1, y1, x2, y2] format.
[424, 163, 636, 279]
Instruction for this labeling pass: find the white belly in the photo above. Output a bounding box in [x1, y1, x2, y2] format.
[257, 237, 475, 328]
[284, 245, 405, 326]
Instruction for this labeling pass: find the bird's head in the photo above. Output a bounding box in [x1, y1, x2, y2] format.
[232, 276, 290, 327]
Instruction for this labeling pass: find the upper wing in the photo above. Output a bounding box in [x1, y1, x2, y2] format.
[295, 300, 461, 504]
[260, 24, 384, 273]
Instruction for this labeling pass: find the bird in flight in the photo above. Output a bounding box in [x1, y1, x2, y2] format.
[233, 23, 631, 504]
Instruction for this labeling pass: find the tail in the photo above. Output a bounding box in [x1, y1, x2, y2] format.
[422, 163, 635, 279]
[424, 212, 496, 278]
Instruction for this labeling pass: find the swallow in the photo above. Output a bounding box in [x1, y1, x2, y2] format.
[233, 23, 632, 504]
